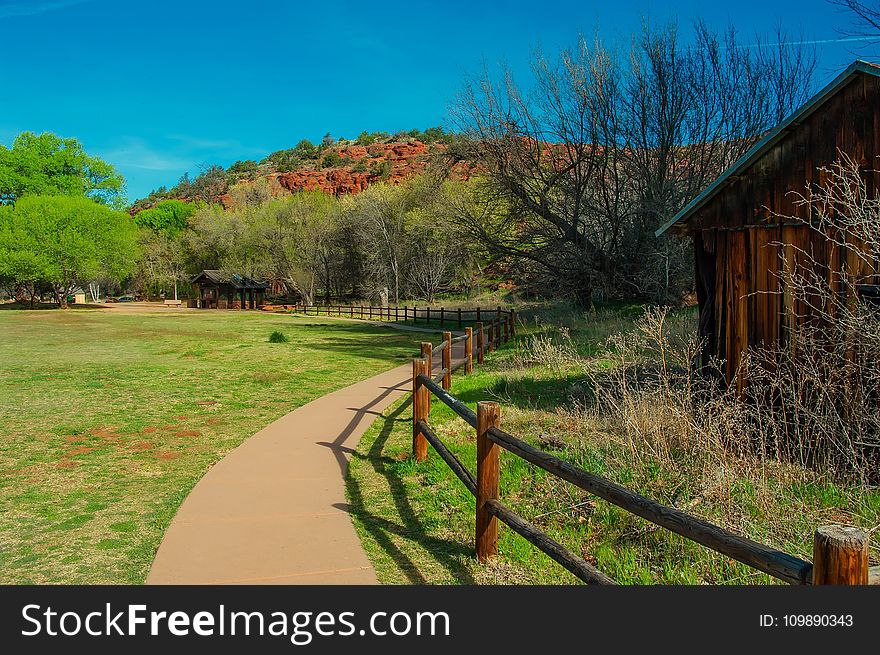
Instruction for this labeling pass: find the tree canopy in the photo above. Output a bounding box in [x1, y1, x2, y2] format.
[133, 199, 197, 236]
[0, 195, 139, 306]
[0, 132, 126, 207]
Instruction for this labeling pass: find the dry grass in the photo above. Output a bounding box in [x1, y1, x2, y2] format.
[348, 303, 880, 584]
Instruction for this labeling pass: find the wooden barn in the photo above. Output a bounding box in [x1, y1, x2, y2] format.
[191, 270, 269, 309]
[657, 61, 880, 386]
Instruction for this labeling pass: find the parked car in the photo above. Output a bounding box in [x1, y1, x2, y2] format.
[116, 295, 135, 302]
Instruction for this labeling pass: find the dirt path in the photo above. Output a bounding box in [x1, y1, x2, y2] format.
[147, 333, 470, 585]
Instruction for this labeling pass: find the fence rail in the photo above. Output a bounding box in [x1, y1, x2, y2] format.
[262, 302, 515, 333]
[406, 327, 876, 586]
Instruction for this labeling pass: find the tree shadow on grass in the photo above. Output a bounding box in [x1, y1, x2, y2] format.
[343, 397, 475, 584]
[282, 321, 425, 363]
[453, 372, 589, 413]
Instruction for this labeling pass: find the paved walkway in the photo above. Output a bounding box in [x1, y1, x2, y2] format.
[147, 330, 471, 585]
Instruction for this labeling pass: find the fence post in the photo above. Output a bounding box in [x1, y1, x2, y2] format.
[442, 331, 452, 390]
[476, 401, 501, 561]
[503, 313, 510, 343]
[421, 341, 433, 377]
[476, 322, 484, 364]
[465, 327, 473, 374]
[510, 309, 516, 338]
[476, 307, 481, 323]
[812, 525, 869, 585]
[457, 307, 462, 328]
[412, 358, 429, 462]
[487, 322, 495, 353]
[440, 307, 445, 327]
[427, 306, 431, 323]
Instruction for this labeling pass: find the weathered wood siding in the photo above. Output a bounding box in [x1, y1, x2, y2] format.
[691, 72, 880, 384]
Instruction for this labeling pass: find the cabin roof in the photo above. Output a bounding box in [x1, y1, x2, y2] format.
[655, 60, 880, 237]
[191, 269, 269, 290]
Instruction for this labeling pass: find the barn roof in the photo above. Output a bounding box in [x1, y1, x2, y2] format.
[656, 60, 880, 237]
[191, 270, 269, 290]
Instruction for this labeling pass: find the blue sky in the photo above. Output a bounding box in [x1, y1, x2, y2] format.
[1, 0, 876, 201]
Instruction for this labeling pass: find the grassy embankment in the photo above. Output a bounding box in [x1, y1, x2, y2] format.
[0, 308, 419, 583]
[347, 303, 880, 584]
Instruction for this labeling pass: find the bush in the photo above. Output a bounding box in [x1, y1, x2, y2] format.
[369, 160, 392, 179]
[321, 152, 343, 169]
[268, 330, 289, 343]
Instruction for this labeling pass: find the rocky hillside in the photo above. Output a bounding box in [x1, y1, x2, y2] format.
[225, 140, 438, 206]
[132, 131, 472, 212]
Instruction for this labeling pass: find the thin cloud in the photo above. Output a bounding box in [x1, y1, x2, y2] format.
[100, 138, 194, 172]
[166, 133, 266, 158]
[0, 0, 93, 18]
[745, 35, 880, 48]
[166, 134, 241, 151]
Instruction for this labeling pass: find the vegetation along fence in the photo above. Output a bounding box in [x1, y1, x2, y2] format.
[264, 300, 876, 584]
[263, 302, 514, 336]
[406, 329, 878, 586]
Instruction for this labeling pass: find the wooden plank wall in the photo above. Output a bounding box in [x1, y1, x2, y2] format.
[693, 71, 880, 386]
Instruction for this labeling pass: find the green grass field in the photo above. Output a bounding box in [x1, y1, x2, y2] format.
[0, 308, 420, 583]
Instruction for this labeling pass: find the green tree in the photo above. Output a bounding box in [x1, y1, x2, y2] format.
[320, 152, 343, 169]
[293, 139, 319, 160]
[0, 195, 139, 307]
[227, 160, 258, 176]
[356, 131, 376, 146]
[133, 199, 196, 236]
[0, 132, 126, 206]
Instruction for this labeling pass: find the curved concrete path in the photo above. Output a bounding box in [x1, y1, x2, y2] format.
[148, 328, 472, 585]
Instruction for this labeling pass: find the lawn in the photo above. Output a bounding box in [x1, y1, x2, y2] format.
[0, 308, 420, 584]
[346, 305, 880, 585]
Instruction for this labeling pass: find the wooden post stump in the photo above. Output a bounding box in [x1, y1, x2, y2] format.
[476, 401, 501, 561]
[442, 331, 452, 390]
[813, 525, 869, 585]
[411, 358, 430, 462]
[465, 327, 473, 374]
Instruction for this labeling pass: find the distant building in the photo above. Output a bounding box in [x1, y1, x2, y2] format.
[657, 61, 880, 387]
[190, 270, 269, 309]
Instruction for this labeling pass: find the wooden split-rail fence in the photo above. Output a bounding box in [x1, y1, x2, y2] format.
[264, 303, 514, 336]
[408, 330, 878, 586]
[269, 300, 876, 584]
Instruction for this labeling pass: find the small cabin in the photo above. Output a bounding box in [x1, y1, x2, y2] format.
[191, 270, 269, 309]
[657, 61, 880, 386]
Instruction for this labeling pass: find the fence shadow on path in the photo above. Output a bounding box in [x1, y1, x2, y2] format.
[342, 397, 475, 584]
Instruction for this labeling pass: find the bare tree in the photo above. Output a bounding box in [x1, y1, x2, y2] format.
[832, 0, 880, 38]
[448, 21, 816, 305]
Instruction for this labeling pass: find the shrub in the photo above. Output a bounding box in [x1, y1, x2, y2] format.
[321, 152, 343, 169]
[268, 330, 289, 343]
[369, 160, 392, 179]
